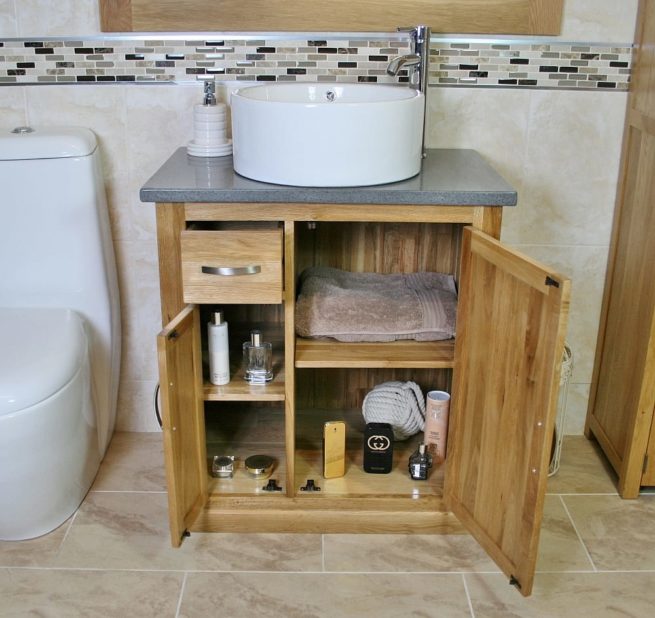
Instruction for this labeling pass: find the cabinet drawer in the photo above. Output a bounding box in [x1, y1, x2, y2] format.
[180, 229, 283, 304]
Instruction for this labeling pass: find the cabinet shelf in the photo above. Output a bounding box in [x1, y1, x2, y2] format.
[294, 337, 455, 369]
[203, 352, 285, 401]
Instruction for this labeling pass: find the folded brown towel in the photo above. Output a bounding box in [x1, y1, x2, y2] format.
[295, 267, 457, 342]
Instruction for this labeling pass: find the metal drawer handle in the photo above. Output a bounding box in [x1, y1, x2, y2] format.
[201, 265, 261, 276]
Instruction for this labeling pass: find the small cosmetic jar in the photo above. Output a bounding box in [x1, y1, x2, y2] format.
[244, 454, 275, 479]
[212, 455, 235, 478]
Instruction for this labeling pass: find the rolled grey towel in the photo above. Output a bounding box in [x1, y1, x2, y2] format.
[362, 381, 426, 441]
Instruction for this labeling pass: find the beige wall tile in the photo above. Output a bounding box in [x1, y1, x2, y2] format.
[503, 243, 609, 434]
[121, 85, 199, 242]
[24, 86, 129, 243]
[180, 572, 472, 618]
[503, 90, 626, 247]
[0, 568, 183, 617]
[560, 0, 639, 42]
[425, 87, 531, 197]
[15, 0, 100, 36]
[113, 239, 160, 381]
[565, 382, 592, 435]
[0, 88, 27, 127]
[0, 0, 17, 36]
[505, 244, 608, 383]
[116, 378, 161, 432]
[113, 238, 161, 430]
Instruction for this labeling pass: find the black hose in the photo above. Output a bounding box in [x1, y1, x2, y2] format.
[154, 383, 163, 428]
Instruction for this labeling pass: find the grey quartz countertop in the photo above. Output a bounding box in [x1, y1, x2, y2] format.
[140, 148, 517, 206]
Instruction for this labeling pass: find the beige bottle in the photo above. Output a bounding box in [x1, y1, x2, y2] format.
[424, 390, 450, 462]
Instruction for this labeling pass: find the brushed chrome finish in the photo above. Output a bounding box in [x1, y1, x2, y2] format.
[201, 265, 261, 276]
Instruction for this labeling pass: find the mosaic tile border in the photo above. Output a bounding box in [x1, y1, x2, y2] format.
[0, 35, 632, 90]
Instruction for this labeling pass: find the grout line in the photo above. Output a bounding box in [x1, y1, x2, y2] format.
[321, 534, 325, 572]
[89, 490, 168, 494]
[559, 495, 598, 572]
[175, 572, 188, 618]
[6, 565, 655, 575]
[547, 492, 618, 496]
[52, 510, 78, 561]
[462, 573, 476, 618]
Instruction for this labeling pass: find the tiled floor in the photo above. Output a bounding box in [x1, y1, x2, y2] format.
[2, 434, 655, 617]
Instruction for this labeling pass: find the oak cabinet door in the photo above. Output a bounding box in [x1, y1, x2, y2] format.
[445, 227, 570, 596]
[158, 304, 207, 546]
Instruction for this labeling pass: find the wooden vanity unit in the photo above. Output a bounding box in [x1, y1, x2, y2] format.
[141, 148, 569, 596]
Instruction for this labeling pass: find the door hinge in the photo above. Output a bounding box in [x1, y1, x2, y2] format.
[545, 276, 560, 288]
[509, 575, 522, 590]
[643, 454, 650, 474]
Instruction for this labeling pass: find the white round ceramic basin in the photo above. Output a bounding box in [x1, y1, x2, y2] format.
[231, 83, 424, 187]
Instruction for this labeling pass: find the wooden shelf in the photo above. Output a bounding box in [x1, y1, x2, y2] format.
[203, 353, 285, 401]
[294, 337, 455, 369]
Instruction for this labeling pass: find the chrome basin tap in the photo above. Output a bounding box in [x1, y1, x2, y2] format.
[387, 25, 430, 157]
[387, 25, 430, 95]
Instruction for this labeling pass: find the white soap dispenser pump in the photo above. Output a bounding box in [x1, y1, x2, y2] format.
[208, 311, 230, 386]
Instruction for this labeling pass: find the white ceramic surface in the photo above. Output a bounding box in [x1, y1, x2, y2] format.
[0, 127, 121, 539]
[231, 83, 424, 187]
[0, 308, 98, 541]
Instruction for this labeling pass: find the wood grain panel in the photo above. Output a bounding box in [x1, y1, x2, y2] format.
[158, 305, 207, 545]
[296, 221, 462, 276]
[585, 0, 655, 498]
[186, 203, 485, 224]
[100, 0, 562, 34]
[295, 338, 455, 368]
[446, 228, 569, 596]
[293, 221, 459, 410]
[296, 368, 451, 410]
[192, 495, 463, 534]
[156, 203, 186, 326]
[181, 229, 283, 304]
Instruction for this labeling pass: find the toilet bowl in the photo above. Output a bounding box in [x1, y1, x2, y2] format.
[0, 308, 99, 540]
[0, 127, 120, 540]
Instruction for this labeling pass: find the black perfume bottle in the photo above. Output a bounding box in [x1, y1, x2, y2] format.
[408, 443, 432, 480]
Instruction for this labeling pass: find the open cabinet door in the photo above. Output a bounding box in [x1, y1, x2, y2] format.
[445, 227, 570, 596]
[157, 304, 207, 546]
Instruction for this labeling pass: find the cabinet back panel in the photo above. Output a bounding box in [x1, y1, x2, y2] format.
[296, 368, 451, 410]
[296, 222, 462, 277]
[294, 222, 459, 409]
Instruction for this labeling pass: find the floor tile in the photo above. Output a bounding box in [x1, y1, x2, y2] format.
[54, 491, 322, 572]
[0, 518, 70, 568]
[0, 567, 182, 617]
[92, 431, 167, 492]
[466, 571, 655, 617]
[547, 435, 618, 494]
[179, 572, 472, 618]
[561, 494, 655, 570]
[535, 495, 594, 572]
[323, 533, 498, 572]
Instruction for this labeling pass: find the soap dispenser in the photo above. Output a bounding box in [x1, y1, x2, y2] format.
[208, 311, 230, 386]
[242, 330, 273, 384]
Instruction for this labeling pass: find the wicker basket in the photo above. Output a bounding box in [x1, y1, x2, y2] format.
[549, 344, 573, 476]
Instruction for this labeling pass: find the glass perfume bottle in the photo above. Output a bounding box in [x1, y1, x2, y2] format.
[242, 329, 273, 383]
[408, 443, 432, 481]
